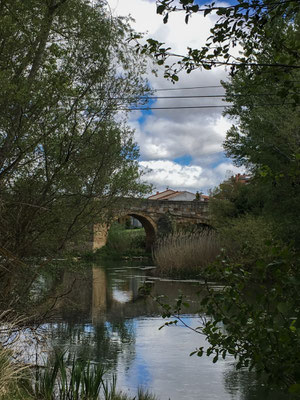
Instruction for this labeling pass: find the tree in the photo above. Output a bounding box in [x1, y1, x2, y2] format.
[222, 14, 300, 244]
[0, 0, 151, 261]
[137, 0, 300, 102]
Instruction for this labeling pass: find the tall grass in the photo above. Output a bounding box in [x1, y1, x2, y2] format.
[33, 352, 158, 400]
[0, 309, 33, 400]
[34, 352, 106, 400]
[153, 231, 221, 278]
[0, 345, 31, 400]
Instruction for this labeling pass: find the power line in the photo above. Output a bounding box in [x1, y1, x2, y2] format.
[112, 92, 300, 100]
[118, 103, 298, 111]
[129, 105, 226, 110]
[140, 94, 226, 99]
[145, 82, 300, 92]
[152, 85, 223, 91]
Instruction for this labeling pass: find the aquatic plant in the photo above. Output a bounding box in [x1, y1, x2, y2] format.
[153, 231, 221, 278]
[34, 352, 158, 400]
[34, 352, 105, 399]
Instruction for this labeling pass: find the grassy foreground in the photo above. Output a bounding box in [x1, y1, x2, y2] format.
[0, 348, 158, 400]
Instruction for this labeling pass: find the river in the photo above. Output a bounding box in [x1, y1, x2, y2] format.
[26, 258, 290, 400]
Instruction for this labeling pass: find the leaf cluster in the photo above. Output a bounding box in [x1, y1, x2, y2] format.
[199, 244, 300, 393]
[137, 1, 300, 85]
[0, 0, 151, 258]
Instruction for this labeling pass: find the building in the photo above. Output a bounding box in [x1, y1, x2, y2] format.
[148, 189, 208, 202]
[232, 173, 251, 184]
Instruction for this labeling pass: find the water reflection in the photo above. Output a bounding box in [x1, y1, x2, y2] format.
[33, 260, 290, 400]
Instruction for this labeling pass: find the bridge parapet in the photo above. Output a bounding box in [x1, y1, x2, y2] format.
[92, 199, 210, 252]
[119, 199, 209, 222]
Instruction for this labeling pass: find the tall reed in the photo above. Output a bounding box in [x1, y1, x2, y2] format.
[0, 345, 32, 400]
[153, 231, 221, 277]
[34, 352, 105, 400]
[34, 352, 158, 400]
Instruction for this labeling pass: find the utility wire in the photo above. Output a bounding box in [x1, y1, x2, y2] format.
[111, 92, 300, 100]
[146, 82, 300, 92]
[128, 105, 226, 110]
[152, 85, 223, 91]
[118, 103, 298, 111]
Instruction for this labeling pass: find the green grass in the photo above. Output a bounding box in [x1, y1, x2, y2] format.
[106, 224, 146, 253]
[0, 349, 159, 400]
[84, 223, 150, 261]
[32, 352, 158, 400]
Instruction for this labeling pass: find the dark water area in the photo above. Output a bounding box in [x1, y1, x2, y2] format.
[28, 259, 291, 400]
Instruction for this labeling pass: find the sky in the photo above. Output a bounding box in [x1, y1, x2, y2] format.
[108, 0, 244, 195]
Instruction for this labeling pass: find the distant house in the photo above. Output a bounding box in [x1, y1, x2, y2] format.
[232, 173, 251, 184]
[148, 189, 208, 201]
[200, 194, 210, 202]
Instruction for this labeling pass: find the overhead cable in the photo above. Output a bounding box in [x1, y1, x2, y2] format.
[118, 103, 298, 111]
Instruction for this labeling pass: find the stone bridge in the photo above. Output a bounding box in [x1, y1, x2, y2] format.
[92, 199, 210, 251]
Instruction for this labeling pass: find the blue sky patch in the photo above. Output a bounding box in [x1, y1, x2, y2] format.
[137, 97, 156, 125]
[173, 154, 193, 166]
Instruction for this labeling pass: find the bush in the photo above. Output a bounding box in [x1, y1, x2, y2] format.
[218, 215, 277, 267]
[106, 223, 146, 255]
[199, 243, 300, 393]
[153, 231, 221, 278]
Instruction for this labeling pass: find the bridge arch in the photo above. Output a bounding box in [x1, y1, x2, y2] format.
[121, 212, 157, 251]
[92, 213, 157, 252]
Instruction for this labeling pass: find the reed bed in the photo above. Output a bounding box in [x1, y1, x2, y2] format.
[33, 352, 158, 400]
[153, 231, 221, 277]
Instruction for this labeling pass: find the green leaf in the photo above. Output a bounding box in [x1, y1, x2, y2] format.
[277, 302, 290, 314]
[157, 5, 165, 14]
[289, 384, 300, 394]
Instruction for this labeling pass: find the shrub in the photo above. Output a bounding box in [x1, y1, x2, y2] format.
[153, 231, 221, 278]
[218, 215, 277, 267]
[106, 223, 146, 254]
[199, 243, 300, 393]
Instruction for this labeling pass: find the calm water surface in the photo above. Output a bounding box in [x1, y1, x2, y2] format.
[31, 259, 290, 400]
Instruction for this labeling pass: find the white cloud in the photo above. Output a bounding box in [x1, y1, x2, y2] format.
[140, 160, 244, 193]
[109, 0, 244, 193]
[136, 113, 231, 162]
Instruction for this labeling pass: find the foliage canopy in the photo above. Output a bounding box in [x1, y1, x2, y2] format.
[0, 0, 150, 258]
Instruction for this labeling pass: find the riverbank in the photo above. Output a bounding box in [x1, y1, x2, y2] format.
[0, 349, 158, 400]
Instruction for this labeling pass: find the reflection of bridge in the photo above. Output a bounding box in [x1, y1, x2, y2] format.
[93, 199, 210, 251]
[52, 267, 202, 324]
